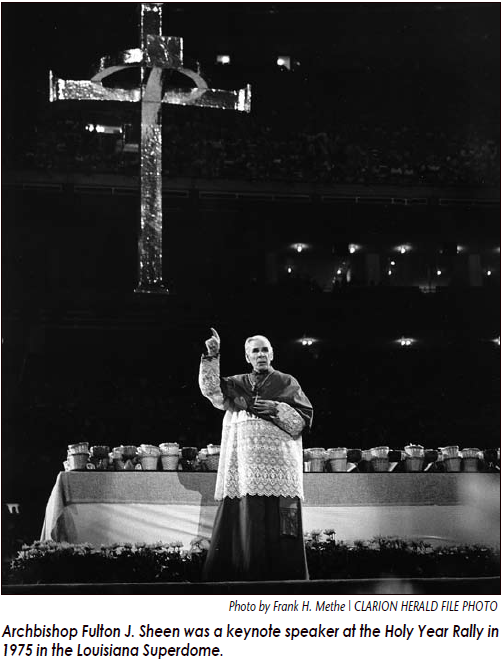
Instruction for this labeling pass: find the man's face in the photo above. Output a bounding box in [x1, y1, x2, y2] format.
[245, 337, 274, 373]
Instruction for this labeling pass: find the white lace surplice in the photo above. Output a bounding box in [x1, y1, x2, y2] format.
[199, 357, 305, 501]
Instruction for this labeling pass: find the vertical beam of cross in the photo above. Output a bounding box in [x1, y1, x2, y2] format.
[49, 3, 251, 294]
[138, 3, 165, 292]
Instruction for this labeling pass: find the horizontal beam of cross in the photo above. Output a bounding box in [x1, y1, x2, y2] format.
[50, 73, 251, 111]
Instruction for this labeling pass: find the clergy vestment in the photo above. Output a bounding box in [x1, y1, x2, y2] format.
[199, 354, 313, 581]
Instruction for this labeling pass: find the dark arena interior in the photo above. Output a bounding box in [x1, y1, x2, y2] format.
[1, 2, 500, 576]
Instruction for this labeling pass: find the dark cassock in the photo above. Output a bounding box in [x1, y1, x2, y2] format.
[199, 335, 313, 582]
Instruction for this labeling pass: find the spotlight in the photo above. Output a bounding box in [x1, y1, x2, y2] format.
[399, 246, 407, 255]
[487, 270, 492, 276]
[336, 269, 342, 276]
[390, 261, 396, 266]
[436, 269, 442, 276]
[277, 56, 291, 70]
[398, 337, 413, 347]
[348, 244, 359, 254]
[86, 124, 122, 135]
[287, 266, 293, 274]
[290, 242, 309, 253]
[388, 270, 392, 276]
[301, 338, 314, 347]
[216, 54, 231, 65]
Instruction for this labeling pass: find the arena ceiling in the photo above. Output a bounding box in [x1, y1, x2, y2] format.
[2, 3, 499, 85]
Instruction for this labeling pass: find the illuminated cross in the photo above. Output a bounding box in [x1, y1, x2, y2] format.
[50, 3, 251, 293]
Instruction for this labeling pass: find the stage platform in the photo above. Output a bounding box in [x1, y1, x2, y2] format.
[3, 577, 500, 596]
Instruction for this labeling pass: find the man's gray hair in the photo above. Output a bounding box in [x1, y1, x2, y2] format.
[244, 335, 273, 352]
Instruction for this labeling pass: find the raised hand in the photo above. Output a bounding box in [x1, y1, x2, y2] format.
[205, 327, 221, 356]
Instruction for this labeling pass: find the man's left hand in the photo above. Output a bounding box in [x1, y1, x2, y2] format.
[253, 399, 278, 416]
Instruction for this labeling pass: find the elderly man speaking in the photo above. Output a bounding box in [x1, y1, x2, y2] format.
[199, 328, 313, 581]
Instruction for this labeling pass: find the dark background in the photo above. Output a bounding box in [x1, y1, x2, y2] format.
[2, 3, 500, 549]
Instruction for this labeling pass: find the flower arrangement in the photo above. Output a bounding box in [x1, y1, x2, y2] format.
[304, 532, 499, 580]
[8, 539, 207, 585]
[6, 535, 499, 584]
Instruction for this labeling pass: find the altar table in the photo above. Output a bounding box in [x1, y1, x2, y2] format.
[41, 472, 500, 548]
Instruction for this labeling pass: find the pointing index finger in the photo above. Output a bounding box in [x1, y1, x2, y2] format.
[210, 328, 220, 342]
